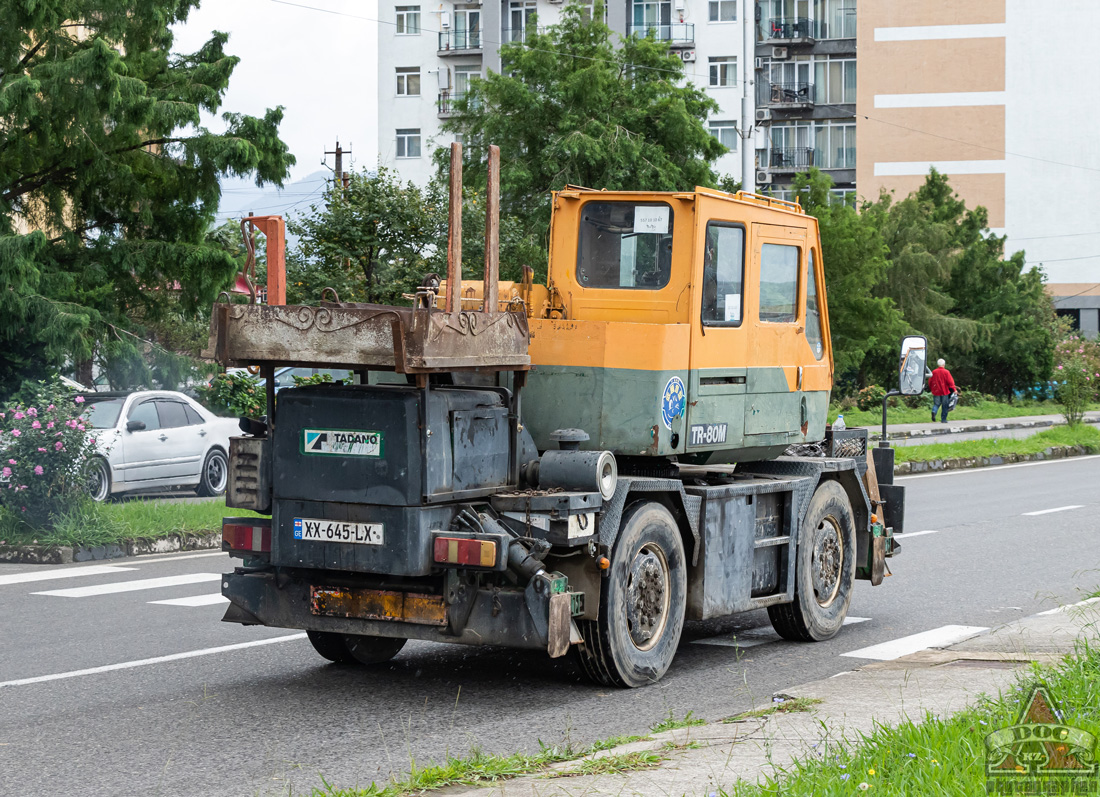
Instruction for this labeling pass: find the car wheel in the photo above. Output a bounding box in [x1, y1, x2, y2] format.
[343, 635, 407, 665]
[84, 457, 112, 502]
[306, 631, 356, 663]
[196, 448, 228, 497]
[574, 502, 687, 688]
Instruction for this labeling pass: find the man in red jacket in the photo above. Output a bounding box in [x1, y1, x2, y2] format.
[929, 358, 957, 422]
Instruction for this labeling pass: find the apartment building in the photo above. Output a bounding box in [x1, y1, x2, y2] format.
[751, 0, 857, 203]
[376, 0, 749, 186]
[857, 0, 1100, 286]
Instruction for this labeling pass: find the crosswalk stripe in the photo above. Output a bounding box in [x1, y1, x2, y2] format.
[841, 624, 988, 661]
[0, 564, 137, 587]
[148, 593, 229, 607]
[32, 573, 222, 598]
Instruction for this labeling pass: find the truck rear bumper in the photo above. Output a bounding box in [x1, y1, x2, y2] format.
[222, 570, 550, 651]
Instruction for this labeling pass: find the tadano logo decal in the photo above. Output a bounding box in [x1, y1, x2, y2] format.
[301, 428, 383, 457]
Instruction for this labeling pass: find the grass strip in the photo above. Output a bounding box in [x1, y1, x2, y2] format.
[0, 498, 258, 548]
[894, 423, 1100, 464]
[725, 697, 823, 721]
[829, 400, 1099, 428]
[313, 713, 703, 796]
[720, 637, 1100, 796]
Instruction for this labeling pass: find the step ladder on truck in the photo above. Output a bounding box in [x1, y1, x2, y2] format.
[206, 144, 921, 687]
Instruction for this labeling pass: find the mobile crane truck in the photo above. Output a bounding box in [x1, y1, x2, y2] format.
[207, 144, 922, 687]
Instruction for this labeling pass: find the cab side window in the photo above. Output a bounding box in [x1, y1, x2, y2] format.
[128, 400, 160, 430]
[805, 248, 825, 359]
[701, 223, 745, 325]
[759, 243, 800, 323]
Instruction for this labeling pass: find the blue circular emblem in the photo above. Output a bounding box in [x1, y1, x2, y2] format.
[661, 376, 686, 430]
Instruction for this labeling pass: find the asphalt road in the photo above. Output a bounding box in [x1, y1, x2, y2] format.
[2, 456, 1099, 797]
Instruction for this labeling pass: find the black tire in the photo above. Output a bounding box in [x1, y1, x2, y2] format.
[196, 448, 228, 497]
[85, 457, 112, 502]
[306, 630, 356, 663]
[575, 502, 687, 688]
[343, 634, 407, 665]
[768, 479, 856, 642]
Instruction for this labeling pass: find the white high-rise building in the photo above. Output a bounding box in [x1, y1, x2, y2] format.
[376, 0, 747, 185]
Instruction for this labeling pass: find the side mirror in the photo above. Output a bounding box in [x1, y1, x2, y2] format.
[126, 420, 146, 432]
[898, 335, 928, 396]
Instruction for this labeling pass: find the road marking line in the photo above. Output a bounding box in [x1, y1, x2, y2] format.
[1036, 597, 1100, 616]
[32, 573, 221, 598]
[0, 634, 307, 689]
[841, 625, 988, 661]
[693, 616, 872, 648]
[1023, 505, 1084, 516]
[148, 593, 230, 607]
[0, 564, 138, 586]
[896, 455, 1100, 480]
[897, 529, 942, 538]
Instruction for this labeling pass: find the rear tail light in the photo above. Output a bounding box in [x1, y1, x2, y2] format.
[433, 536, 497, 568]
[223, 517, 272, 555]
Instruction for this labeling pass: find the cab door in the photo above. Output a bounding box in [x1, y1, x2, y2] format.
[745, 224, 807, 444]
[686, 218, 749, 460]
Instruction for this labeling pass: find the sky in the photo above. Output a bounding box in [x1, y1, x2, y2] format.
[172, 0, 380, 220]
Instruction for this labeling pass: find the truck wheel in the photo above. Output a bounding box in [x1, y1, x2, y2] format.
[307, 630, 357, 663]
[343, 634, 407, 665]
[768, 480, 856, 642]
[575, 502, 686, 688]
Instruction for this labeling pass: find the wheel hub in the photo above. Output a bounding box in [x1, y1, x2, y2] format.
[811, 518, 843, 607]
[626, 544, 670, 650]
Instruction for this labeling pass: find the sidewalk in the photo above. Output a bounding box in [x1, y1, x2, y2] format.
[866, 410, 1100, 443]
[440, 600, 1100, 797]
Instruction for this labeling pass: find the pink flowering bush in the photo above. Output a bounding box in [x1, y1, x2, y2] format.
[0, 380, 97, 529]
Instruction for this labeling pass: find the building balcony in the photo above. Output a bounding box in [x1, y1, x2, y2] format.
[627, 23, 694, 46]
[764, 17, 814, 45]
[500, 26, 552, 44]
[438, 29, 482, 55]
[767, 147, 816, 173]
[437, 92, 478, 118]
[767, 82, 815, 110]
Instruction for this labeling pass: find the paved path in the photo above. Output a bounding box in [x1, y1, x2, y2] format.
[856, 409, 1100, 447]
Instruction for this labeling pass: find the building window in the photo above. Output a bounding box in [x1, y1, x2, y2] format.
[815, 121, 855, 168]
[396, 5, 421, 34]
[396, 67, 420, 96]
[506, 0, 537, 42]
[709, 56, 737, 87]
[709, 121, 738, 152]
[709, 0, 737, 21]
[814, 57, 856, 104]
[814, 0, 856, 39]
[396, 128, 421, 158]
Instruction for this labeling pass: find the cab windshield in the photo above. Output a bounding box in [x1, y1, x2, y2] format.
[576, 202, 674, 290]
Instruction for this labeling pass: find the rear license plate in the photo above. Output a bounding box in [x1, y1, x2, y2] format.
[293, 518, 384, 545]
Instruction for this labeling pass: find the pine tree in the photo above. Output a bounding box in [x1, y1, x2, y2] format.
[0, 1, 294, 398]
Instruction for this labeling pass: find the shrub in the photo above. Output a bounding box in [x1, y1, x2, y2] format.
[195, 372, 266, 418]
[855, 385, 886, 412]
[0, 380, 99, 529]
[902, 393, 924, 409]
[291, 372, 338, 388]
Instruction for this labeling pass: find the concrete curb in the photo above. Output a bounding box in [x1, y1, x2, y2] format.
[0, 532, 220, 565]
[869, 414, 1100, 442]
[894, 444, 1099, 475]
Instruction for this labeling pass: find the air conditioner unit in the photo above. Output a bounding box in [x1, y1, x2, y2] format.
[754, 56, 763, 70]
[680, 49, 697, 62]
[755, 108, 771, 122]
[547, 0, 563, 4]
[756, 170, 772, 184]
[772, 46, 788, 59]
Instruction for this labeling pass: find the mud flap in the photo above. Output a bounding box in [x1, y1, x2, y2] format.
[548, 593, 571, 658]
[857, 523, 892, 586]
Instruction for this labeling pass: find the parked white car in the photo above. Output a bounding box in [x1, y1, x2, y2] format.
[80, 391, 239, 501]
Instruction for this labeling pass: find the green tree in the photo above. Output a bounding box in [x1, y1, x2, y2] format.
[440, 1, 725, 246]
[0, 1, 294, 400]
[792, 169, 905, 384]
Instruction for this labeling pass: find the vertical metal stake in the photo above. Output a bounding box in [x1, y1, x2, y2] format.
[483, 144, 501, 313]
[446, 143, 463, 314]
